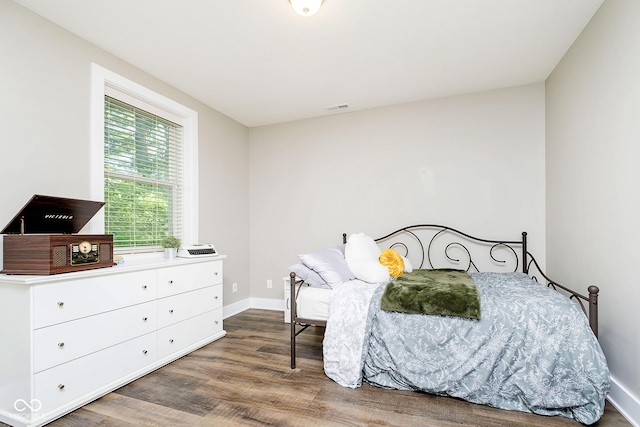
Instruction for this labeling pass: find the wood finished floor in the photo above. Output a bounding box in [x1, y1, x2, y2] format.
[9, 309, 630, 427]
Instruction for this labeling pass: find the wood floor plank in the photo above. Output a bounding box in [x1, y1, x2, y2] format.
[3, 308, 626, 427]
[66, 393, 206, 426]
[113, 369, 220, 417]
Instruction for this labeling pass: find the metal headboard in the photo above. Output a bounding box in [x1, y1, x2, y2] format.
[343, 225, 598, 337]
[344, 224, 526, 273]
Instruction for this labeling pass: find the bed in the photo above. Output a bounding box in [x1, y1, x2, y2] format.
[288, 224, 609, 425]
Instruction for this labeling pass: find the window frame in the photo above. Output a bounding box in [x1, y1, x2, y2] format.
[90, 64, 199, 253]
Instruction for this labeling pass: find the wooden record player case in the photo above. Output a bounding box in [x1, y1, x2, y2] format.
[1, 195, 115, 275]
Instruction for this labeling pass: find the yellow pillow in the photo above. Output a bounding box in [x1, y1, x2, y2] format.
[379, 248, 405, 278]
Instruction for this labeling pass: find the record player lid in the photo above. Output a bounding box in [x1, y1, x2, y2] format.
[1, 194, 105, 235]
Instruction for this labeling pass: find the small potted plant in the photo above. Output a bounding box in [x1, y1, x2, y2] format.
[161, 235, 181, 259]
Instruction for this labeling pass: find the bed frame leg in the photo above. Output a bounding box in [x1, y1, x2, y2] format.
[588, 285, 599, 338]
[290, 272, 297, 369]
[521, 231, 528, 274]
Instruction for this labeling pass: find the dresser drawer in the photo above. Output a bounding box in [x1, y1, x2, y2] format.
[157, 285, 221, 329]
[34, 301, 156, 373]
[156, 260, 222, 298]
[33, 270, 156, 328]
[157, 309, 222, 360]
[35, 332, 156, 414]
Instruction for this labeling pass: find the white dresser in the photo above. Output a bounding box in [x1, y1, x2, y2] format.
[0, 255, 226, 427]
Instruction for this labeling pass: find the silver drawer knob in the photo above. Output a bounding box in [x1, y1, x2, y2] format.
[215, 320, 219, 324]
[142, 317, 148, 321]
[142, 285, 148, 289]
[143, 349, 148, 354]
[214, 272, 218, 276]
[169, 309, 174, 313]
[58, 384, 65, 390]
[214, 296, 218, 300]
[58, 342, 65, 348]
[169, 339, 174, 343]
[168, 280, 173, 284]
[57, 301, 64, 307]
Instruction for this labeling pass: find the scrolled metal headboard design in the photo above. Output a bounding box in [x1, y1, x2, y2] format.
[524, 251, 599, 337]
[365, 224, 526, 274]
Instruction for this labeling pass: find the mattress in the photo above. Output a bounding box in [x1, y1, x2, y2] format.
[296, 284, 331, 320]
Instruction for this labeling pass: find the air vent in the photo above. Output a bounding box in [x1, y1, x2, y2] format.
[325, 103, 350, 112]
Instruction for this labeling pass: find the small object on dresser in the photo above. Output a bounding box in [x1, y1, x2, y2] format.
[177, 244, 218, 258]
[161, 236, 181, 259]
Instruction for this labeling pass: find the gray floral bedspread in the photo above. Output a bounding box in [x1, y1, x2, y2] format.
[323, 272, 610, 425]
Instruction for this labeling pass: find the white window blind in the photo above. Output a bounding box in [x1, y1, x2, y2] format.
[104, 95, 184, 251]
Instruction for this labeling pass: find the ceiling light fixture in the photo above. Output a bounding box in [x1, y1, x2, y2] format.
[289, 0, 323, 17]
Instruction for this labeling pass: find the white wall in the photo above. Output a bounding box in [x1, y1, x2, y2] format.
[249, 83, 546, 300]
[0, 1, 250, 305]
[546, 0, 640, 423]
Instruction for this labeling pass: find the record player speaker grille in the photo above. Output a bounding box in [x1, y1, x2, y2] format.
[99, 244, 112, 262]
[52, 245, 68, 267]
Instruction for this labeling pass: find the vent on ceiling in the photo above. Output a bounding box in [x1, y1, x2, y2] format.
[325, 103, 350, 112]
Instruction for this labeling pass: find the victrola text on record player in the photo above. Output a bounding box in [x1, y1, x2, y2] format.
[1, 194, 115, 275]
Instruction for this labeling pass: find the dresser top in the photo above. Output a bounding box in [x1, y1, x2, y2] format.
[0, 254, 226, 285]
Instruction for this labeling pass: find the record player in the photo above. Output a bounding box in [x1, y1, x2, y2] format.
[1, 194, 115, 275]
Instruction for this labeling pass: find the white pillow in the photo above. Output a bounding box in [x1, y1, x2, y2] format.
[401, 255, 413, 273]
[288, 263, 331, 289]
[345, 233, 390, 284]
[298, 247, 355, 286]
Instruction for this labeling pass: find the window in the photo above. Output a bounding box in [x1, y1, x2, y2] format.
[90, 64, 199, 254]
[104, 96, 183, 250]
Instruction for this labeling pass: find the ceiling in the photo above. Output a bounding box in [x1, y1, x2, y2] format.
[13, 0, 603, 127]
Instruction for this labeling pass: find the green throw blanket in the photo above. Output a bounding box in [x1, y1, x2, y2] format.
[380, 269, 481, 319]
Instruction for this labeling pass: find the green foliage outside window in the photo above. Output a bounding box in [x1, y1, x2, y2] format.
[104, 96, 182, 250]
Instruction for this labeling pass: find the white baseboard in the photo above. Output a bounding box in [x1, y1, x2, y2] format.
[608, 375, 640, 427]
[250, 297, 285, 311]
[222, 299, 252, 319]
[223, 297, 283, 319]
[222, 300, 639, 427]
